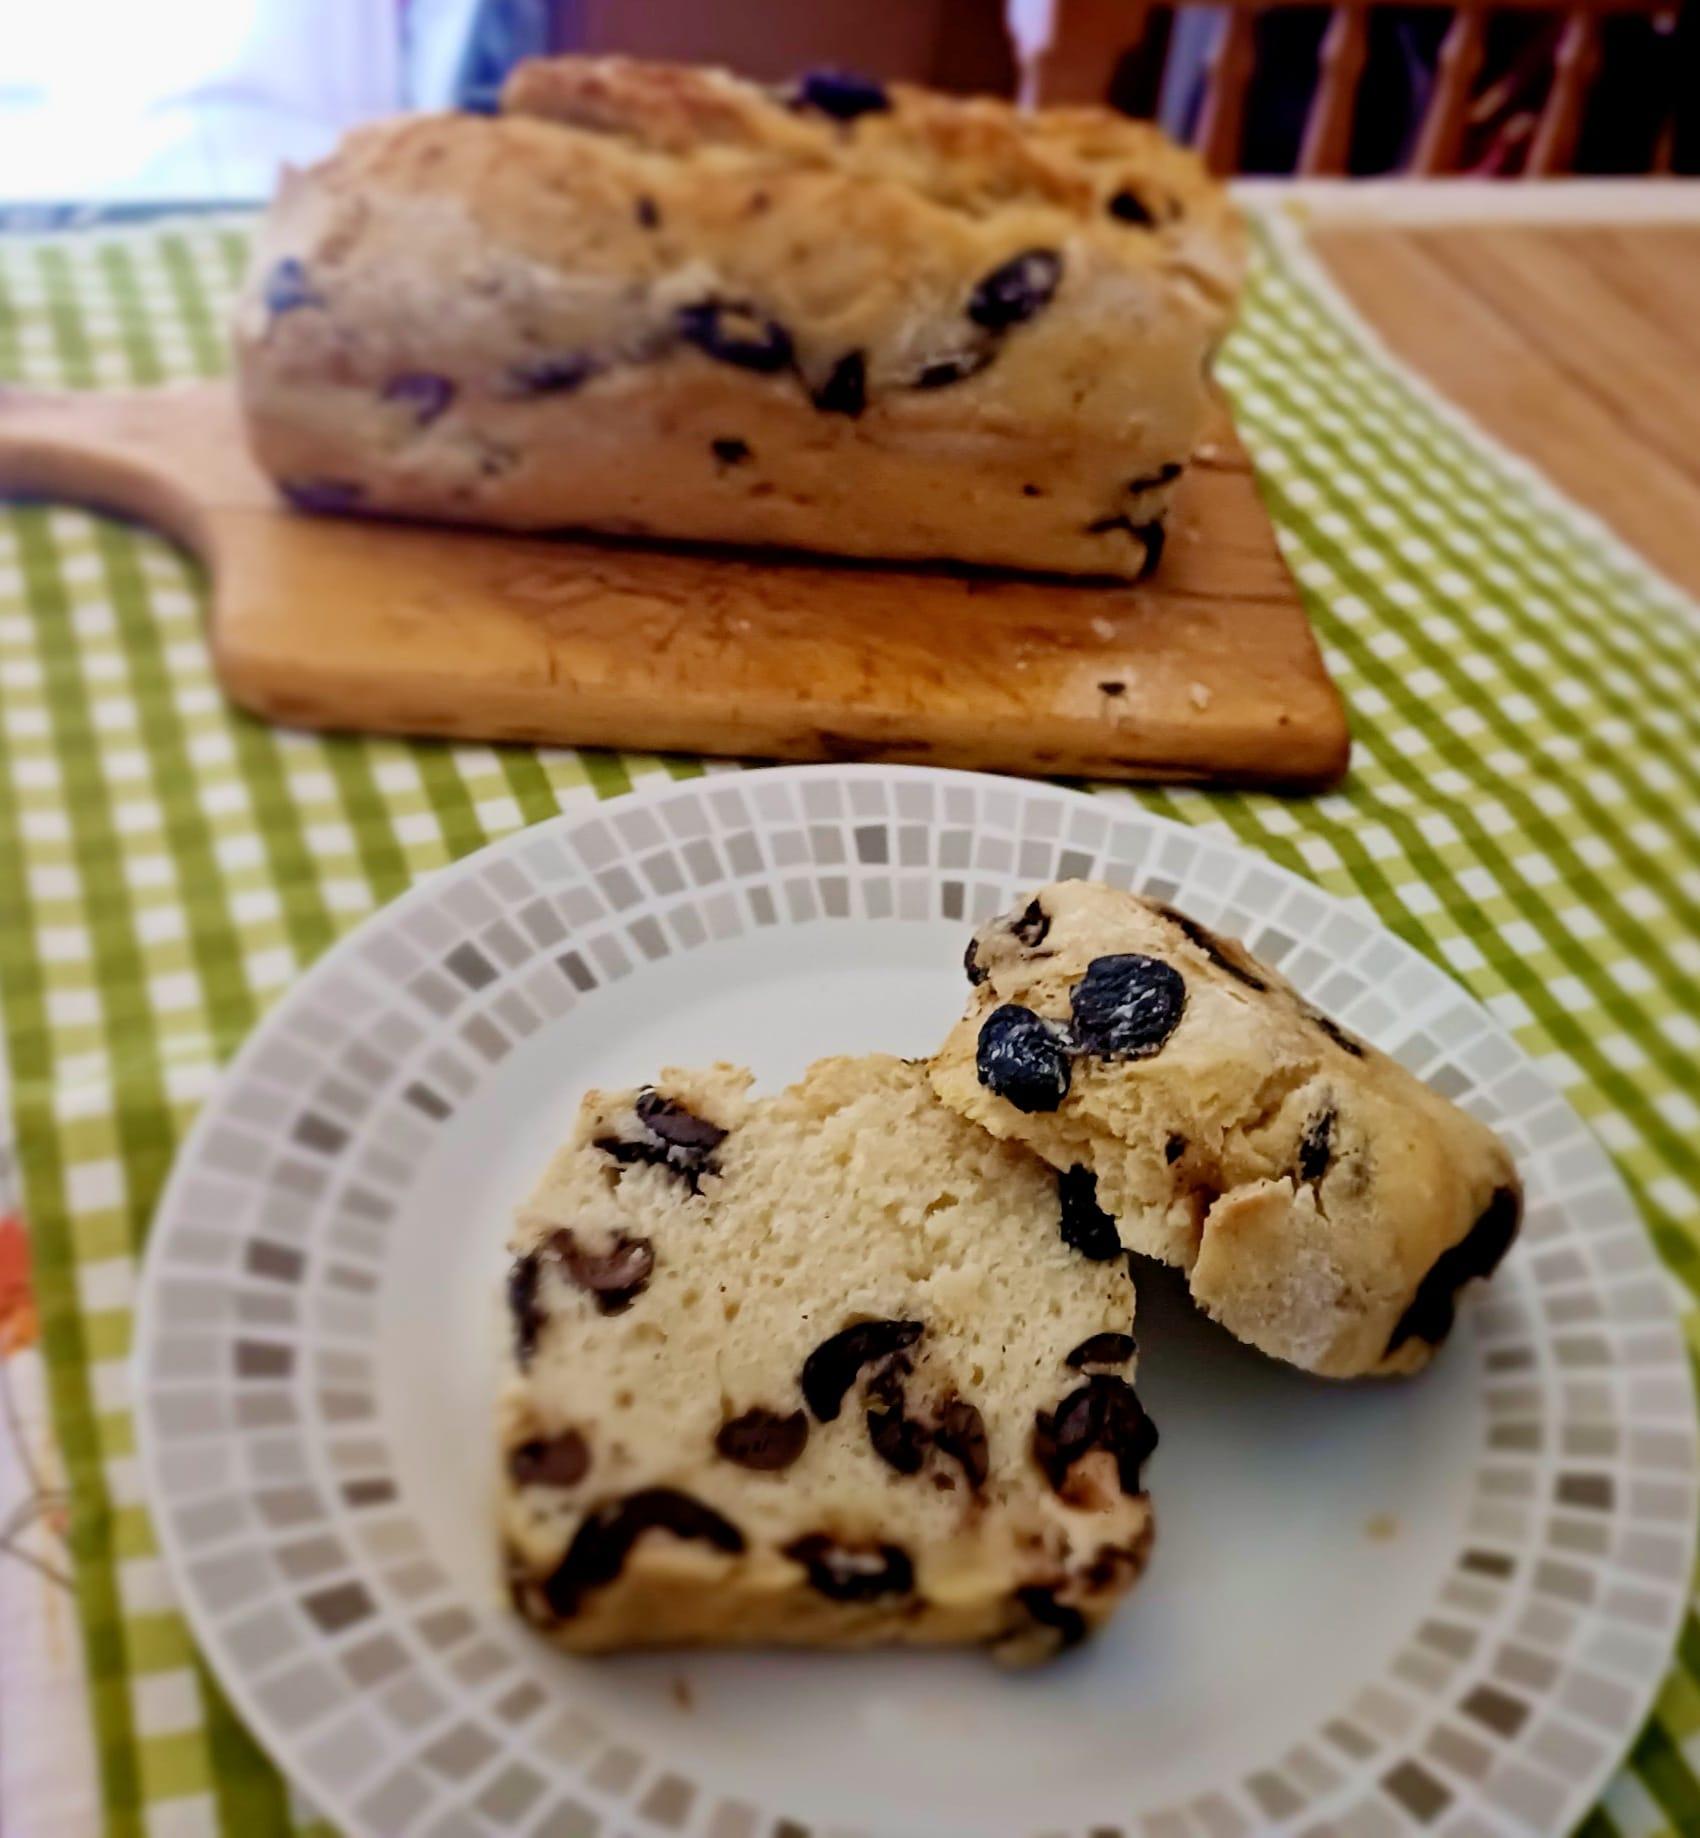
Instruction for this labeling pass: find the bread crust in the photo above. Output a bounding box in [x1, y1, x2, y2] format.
[235, 57, 1245, 576]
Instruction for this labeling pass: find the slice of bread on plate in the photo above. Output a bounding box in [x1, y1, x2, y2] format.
[500, 1053, 1155, 1663]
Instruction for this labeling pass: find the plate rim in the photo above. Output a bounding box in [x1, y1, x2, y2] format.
[132, 762, 1700, 1838]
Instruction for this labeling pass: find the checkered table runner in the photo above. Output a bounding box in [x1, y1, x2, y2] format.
[0, 209, 1696, 1838]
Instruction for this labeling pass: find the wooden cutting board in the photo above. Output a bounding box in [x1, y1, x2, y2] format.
[0, 382, 1348, 787]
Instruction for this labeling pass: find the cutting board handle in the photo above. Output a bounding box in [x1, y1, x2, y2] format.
[0, 381, 265, 559]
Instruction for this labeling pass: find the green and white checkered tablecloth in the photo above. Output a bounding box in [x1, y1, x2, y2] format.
[0, 209, 1697, 1838]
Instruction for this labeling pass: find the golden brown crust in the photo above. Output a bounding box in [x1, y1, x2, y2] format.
[499, 57, 1239, 268]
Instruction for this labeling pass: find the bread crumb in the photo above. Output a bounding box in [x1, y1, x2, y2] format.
[1365, 1512, 1398, 1542]
[1195, 442, 1221, 464]
[1090, 617, 1116, 640]
[670, 1674, 695, 1710]
[1188, 681, 1212, 711]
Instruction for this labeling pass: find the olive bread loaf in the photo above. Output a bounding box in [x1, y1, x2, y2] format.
[235, 57, 1244, 577]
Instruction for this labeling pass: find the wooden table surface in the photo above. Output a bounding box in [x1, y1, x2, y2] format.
[1305, 218, 1700, 599]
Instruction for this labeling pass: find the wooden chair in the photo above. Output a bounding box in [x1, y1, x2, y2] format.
[1016, 0, 1686, 174]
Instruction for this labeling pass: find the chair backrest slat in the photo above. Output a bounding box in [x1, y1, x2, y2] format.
[1527, 10, 1603, 174]
[1299, 6, 1371, 173]
[1198, 7, 1261, 174]
[1412, 6, 1489, 173]
[1015, 0, 1675, 179]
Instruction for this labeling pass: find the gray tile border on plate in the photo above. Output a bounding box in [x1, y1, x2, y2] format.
[131, 767, 1700, 1838]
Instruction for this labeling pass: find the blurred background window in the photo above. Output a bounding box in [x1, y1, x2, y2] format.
[0, 0, 1012, 202]
[0, 2, 403, 201]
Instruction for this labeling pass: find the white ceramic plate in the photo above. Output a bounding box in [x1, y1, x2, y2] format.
[135, 766, 1697, 1838]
